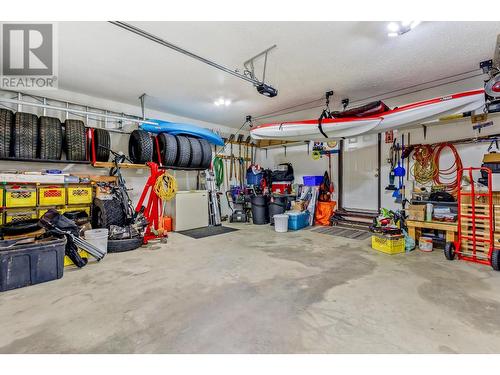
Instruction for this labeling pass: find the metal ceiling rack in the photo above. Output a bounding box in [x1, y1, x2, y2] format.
[0, 89, 156, 134]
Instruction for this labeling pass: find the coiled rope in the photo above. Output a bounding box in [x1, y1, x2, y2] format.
[410, 142, 462, 196]
[411, 144, 436, 185]
[154, 171, 178, 201]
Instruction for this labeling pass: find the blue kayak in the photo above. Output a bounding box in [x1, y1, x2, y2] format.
[140, 119, 224, 146]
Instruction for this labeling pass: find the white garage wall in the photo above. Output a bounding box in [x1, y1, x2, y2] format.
[0, 88, 239, 207]
[254, 76, 500, 213]
[255, 143, 338, 195]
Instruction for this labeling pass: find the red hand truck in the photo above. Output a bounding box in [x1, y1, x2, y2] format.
[445, 167, 500, 270]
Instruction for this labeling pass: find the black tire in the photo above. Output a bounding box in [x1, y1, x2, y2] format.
[92, 198, 126, 228]
[0, 219, 40, 236]
[492, 249, 500, 271]
[155, 133, 178, 167]
[198, 138, 212, 169]
[187, 137, 203, 168]
[444, 241, 456, 261]
[38, 116, 63, 160]
[13, 112, 38, 159]
[129, 129, 153, 164]
[175, 135, 192, 167]
[107, 237, 143, 253]
[92, 128, 111, 162]
[0, 108, 14, 158]
[64, 119, 87, 161]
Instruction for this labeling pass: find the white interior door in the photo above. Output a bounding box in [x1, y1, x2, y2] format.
[342, 134, 379, 212]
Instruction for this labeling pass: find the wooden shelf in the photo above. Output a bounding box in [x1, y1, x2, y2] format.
[92, 161, 149, 169]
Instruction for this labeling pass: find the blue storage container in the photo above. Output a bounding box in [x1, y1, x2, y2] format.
[247, 171, 263, 186]
[0, 237, 65, 292]
[303, 176, 323, 186]
[288, 211, 310, 230]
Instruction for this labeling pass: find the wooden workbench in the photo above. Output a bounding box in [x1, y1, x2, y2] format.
[406, 220, 458, 243]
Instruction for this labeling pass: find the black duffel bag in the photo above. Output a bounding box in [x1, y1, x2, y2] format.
[271, 163, 294, 182]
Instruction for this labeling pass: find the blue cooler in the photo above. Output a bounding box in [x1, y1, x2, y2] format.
[288, 211, 310, 230]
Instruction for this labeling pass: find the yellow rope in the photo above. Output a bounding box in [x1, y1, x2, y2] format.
[410, 145, 437, 185]
[153, 171, 177, 201]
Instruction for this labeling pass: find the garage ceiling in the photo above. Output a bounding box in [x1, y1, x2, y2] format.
[57, 21, 500, 128]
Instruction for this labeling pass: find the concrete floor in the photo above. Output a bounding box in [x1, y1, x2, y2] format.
[1, 223, 500, 354]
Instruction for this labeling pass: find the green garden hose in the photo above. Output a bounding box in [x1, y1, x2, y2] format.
[213, 156, 224, 188]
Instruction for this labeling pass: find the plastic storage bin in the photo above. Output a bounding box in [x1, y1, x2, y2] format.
[274, 214, 289, 233]
[5, 209, 37, 223]
[38, 186, 66, 206]
[67, 186, 92, 204]
[5, 186, 37, 208]
[288, 211, 310, 230]
[371, 234, 405, 255]
[303, 176, 323, 186]
[0, 237, 65, 292]
[38, 207, 64, 218]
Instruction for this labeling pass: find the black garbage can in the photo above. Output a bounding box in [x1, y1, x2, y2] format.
[269, 195, 287, 225]
[251, 195, 269, 225]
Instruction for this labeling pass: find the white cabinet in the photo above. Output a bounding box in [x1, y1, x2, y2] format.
[168, 190, 208, 231]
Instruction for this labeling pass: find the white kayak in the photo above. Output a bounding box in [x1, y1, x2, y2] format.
[250, 89, 486, 141]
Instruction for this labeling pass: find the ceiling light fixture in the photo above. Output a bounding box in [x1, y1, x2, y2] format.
[214, 98, 231, 107]
[387, 21, 421, 37]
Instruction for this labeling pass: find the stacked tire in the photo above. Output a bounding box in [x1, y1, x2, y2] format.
[129, 129, 153, 164]
[0, 108, 14, 158]
[91, 128, 111, 162]
[64, 119, 87, 161]
[150, 132, 212, 169]
[39, 116, 63, 160]
[0, 108, 89, 161]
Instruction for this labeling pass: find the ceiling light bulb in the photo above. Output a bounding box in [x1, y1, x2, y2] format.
[224, 100, 231, 106]
[410, 21, 421, 29]
[387, 32, 399, 37]
[387, 22, 400, 32]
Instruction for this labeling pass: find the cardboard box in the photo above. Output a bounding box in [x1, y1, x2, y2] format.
[483, 153, 500, 163]
[407, 204, 426, 221]
[291, 200, 306, 211]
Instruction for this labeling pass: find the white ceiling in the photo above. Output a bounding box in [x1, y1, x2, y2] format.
[56, 21, 500, 128]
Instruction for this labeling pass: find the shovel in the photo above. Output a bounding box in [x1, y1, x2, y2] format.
[394, 143, 405, 177]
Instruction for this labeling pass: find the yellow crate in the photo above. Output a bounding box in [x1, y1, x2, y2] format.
[371, 234, 405, 255]
[63, 205, 91, 217]
[0, 188, 3, 207]
[38, 207, 64, 218]
[0, 210, 3, 226]
[5, 209, 37, 223]
[67, 186, 93, 205]
[64, 250, 91, 267]
[5, 186, 37, 208]
[38, 186, 66, 206]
